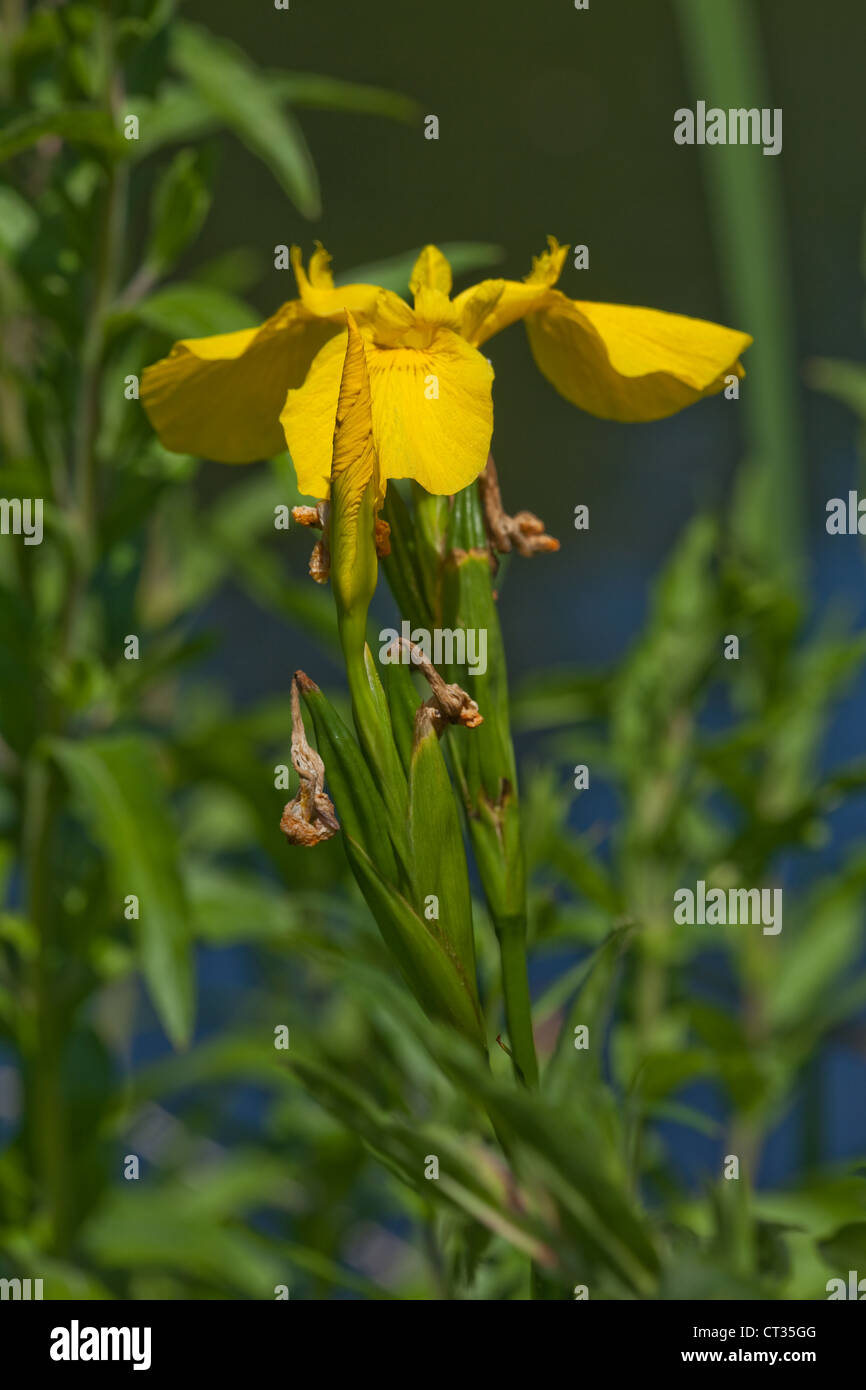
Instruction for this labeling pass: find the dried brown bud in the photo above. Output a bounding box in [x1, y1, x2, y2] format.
[280, 674, 339, 846]
[479, 454, 560, 558]
[292, 501, 332, 584]
[374, 517, 391, 558]
[308, 537, 330, 585]
[386, 637, 483, 731]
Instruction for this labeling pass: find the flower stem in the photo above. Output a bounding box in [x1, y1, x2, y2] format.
[21, 15, 127, 1255]
[22, 759, 70, 1253]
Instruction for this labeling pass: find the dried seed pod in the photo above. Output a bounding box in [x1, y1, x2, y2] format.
[280, 675, 340, 846]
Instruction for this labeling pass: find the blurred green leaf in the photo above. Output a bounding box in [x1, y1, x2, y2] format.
[818, 1222, 866, 1272]
[0, 107, 124, 162]
[270, 71, 419, 122]
[171, 22, 321, 218]
[132, 83, 219, 153]
[441, 1033, 660, 1295]
[145, 147, 212, 275]
[754, 1175, 866, 1241]
[0, 185, 38, 256]
[544, 927, 630, 1097]
[49, 735, 194, 1046]
[82, 1159, 289, 1297]
[123, 282, 257, 337]
[769, 865, 866, 1034]
[806, 357, 866, 421]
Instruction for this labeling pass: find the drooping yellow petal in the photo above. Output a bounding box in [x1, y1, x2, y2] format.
[281, 326, 494, 499]
[525, 293, 752, 421]
[140, 301, 337, 463]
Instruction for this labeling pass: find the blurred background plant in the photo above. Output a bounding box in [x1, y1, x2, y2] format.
[0, 0, 864, 1300]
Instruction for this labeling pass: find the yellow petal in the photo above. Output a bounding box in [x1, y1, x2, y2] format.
[525, 235, 570, 287]
[307, 241, 335, 288]
[526, 293, 752, 421]
[290, 244, 409, 326]
[454, 278, 549, 347]
[141, 301, 336, 463]
[281, 326, 494, 498]
[409, 245, 453, 297]
[369, 330, 493, 494]
[454, 238, 569, 347]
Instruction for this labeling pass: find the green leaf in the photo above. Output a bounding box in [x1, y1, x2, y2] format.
[631, 1048, 717, 1103]
[408, 709, 480, 1009]
[132, 84, 219, 153]
[0, 107, 124, 162]
[806, 357, 866, 421]
[146, 148, 212, 274]
[381, 655, 420, 775]
[124, 283, 257, 338]
[82, 1159, 290, 1297]
[769, 867, 866, 1033]
[269, 72, 419, 123]
[818, 1223, 866, 1272]
[49, 735, 194, 1046]
[0, 186, 38, 256]
[171, 22, 321, 218]
[380, 484, 435, 630]
[286, 1047, 559, 1269]
[345, 838, 486, 1047]
[754, 1176, 866, 1241]
[440, 1032, 660, 1294]
[544, 927, 630, 1097]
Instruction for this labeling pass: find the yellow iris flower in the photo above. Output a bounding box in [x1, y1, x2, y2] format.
[141, 238, 752, 500]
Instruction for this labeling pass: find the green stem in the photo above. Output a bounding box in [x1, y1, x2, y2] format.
[20, 21, 126, 1256]
[672, 0, 801, 585]
[73, 157, 126, 548]
[22, 759, 71, 1253]
[343, 640, 412, 879]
